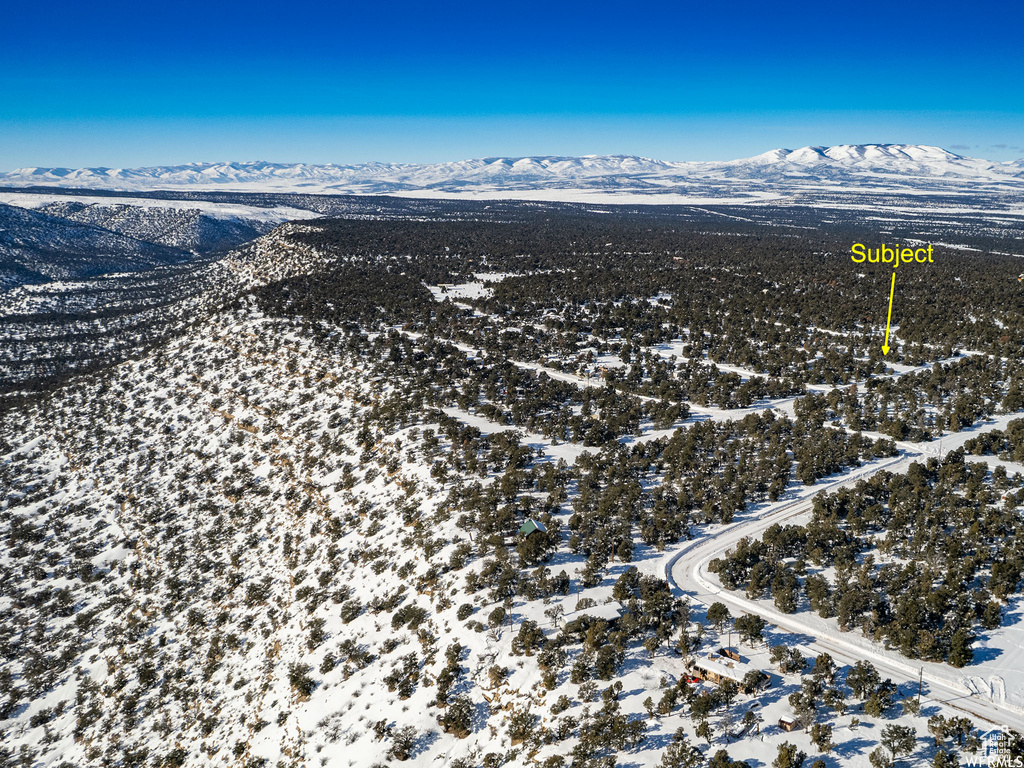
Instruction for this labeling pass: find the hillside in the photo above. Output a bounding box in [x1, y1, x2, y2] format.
[33, 201, 272, 254]
[3, 208, 1024, 767]
[0, 203, 190, 289]
[0, 218, 331, 391]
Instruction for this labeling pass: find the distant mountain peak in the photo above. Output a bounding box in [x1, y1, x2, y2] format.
[746, 143, 967, 164]
[1, 145, 1020, 199]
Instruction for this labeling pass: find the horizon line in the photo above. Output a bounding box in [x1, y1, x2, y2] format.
[4, 143, 1023, 175]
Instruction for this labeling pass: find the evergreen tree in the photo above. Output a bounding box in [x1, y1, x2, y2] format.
[659, 728, 705, 768]
[707, 603, 731, 631]
[773, 742, 806, 768]
[949, 629, 974, 668]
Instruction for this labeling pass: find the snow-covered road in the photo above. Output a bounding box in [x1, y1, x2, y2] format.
[666, 446, 1024, 732]
[401, 322, 1024, 727]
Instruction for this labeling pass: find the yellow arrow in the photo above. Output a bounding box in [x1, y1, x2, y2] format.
[882, 271, 896, 355]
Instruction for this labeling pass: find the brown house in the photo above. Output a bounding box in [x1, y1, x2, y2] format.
[779, 717, 800, 732]
[688, 653, 770, 694]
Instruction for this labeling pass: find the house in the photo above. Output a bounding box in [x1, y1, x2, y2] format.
[779, 716, 800, 732]
[728, 721, 753, 740]
[688, 653, 770, 693]
[518, 519, 547, 537]
[557, 602, 624, 632]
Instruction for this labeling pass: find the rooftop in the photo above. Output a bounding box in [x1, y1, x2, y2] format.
[559, 601, 623, 626]
[691, 652, 763, 683]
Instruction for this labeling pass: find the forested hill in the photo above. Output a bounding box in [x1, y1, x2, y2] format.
[3, 200, 1024, 767]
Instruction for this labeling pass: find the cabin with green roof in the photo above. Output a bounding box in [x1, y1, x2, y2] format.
[518, 519, 547, 537]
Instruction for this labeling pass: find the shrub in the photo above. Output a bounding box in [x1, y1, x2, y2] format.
[387, 725, 418, 761]
[341, 598, 362, 623]
[509, 707, 537, 745]
[488, 606, 506, 628]
[551, 695, 572, 715]
[288, 663, 316, 698]
[439, 695, 473, 738]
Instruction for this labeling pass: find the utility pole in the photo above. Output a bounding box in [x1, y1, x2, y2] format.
[917, 667, 923, 704]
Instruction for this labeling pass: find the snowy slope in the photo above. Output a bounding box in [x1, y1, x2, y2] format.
[729, 144, 1014, 181]
[4, 213, 1024, 766]
[2, 303, 1009, 768]
[32, 200, 272, 253]
[0, 202, 190, 288]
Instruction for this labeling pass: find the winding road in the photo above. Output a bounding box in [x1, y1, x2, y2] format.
[407, 319, 1024, 730]
[665, 438, 1024, 733]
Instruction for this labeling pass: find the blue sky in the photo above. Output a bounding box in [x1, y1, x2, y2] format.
[2, 0, 1022, 168]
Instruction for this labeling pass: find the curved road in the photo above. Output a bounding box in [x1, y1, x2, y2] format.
[666, 448, 1024, 733]
[417, 322, 1024, 728]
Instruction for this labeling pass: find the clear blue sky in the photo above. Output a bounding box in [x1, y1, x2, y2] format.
[2, 0, 1022, 169]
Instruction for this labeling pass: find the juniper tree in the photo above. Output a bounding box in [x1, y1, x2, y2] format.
[706, 603, 730, 631]
[880, 724, 917, 764]
[846, 660, 880, 699]
[773, 742, 806, 768]
[659, 728, 704, 768]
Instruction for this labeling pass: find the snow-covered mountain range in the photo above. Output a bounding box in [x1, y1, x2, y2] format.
[3, 145, 1021, 201]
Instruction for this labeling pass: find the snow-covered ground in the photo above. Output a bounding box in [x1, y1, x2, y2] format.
[3, 221, 1023, 768]
[1, 303, 1010, 766]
